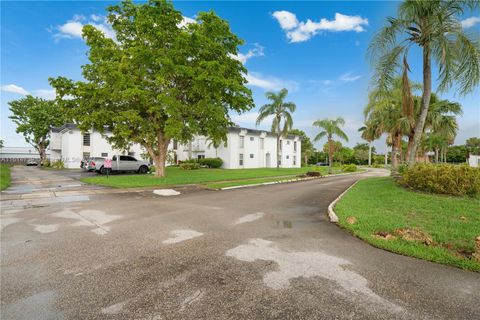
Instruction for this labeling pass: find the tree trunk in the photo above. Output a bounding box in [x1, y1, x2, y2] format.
[391, 133, 402, 170]
[328, 137, 333, 174]
[36, 143, 46, 166]
[145, 132, 170, 178]
[304, 154, 308, 167]
[368, 142, 372, 166]
[435, 147, 439, 163]
[276, 133, 280, 169]
[385, 141, 388, 166]
[408, 45, 432, 165]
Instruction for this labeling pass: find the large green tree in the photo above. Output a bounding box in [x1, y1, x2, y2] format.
[313, 117, 349, 174]
[8, 95, 65, 163]
[50, 0, 253, 177]
[369, 0, 479, 165]
[289, 129, 313, 166]
[256, 88, 296, 169]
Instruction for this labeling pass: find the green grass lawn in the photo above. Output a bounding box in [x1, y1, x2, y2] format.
[0, 164, 12, 190]
[81, 166, 333, 188]
[335, 177, 480, 271]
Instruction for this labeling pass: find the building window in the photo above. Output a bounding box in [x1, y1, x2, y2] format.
[198, 155, 205, 159]
[128, 151, 135, 156]
[239, 154, 244, 166]
[83, 133, 90, 146]
[101, 152, 108, 157]
[250, 154, 254, 159]
[173, 140, 178, 150]
[293, 156, 296, 165]
[286, 155, 289, 159]
[260, 138, 264, 149]
[287, 141, 290, 145]
[83, 152, 90, 159]
[239, 136, 245, 148]
[294, 141, 297, 151]
[250, 137, 254, 141]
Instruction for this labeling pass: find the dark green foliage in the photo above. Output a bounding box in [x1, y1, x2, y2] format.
[199, 157, 223, 168]
[401, 163, 480, 197]
[180, 162, 200, 170]
[306, 171, 322, 177]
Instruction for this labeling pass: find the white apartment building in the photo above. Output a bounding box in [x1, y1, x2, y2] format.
[49, 125, 301, 169]
[49, 124, 146, 168]
[175, 127, 301, 169]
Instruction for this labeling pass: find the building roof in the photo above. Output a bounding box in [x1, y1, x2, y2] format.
[51, 123, 302, 140]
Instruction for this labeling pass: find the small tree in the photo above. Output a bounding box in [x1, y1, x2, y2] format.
[313, 117, 349, 174]
[50, 0, 253, 177]
[256, 88, 296, 169]
[8, 96, 65, 164]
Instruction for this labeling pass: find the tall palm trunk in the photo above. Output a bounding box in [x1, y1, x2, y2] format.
[328, 136, 334, 174]
[408, 45, 432, 165]
[391, 132, 402, 170]
[368, 141, 372, 166]
[385, 141, 388, 166]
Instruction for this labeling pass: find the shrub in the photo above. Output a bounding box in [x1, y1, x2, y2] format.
[342, 164, 357, 172]
[149, 165, 156, 173]
[42, 160, 51, 167]
[199, 157, 223, 168]
[400, 163, 480, 197]
[51, 160, 65, 169]
[372, 163, 383, 168]
[306, 171, 322, 177]
[180, 162, 200, 170]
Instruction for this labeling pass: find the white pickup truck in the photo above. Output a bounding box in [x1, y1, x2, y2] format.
[94, 155, 151, 174]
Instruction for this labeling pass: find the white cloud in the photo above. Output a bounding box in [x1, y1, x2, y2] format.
[461, 16, 480, 28]
[231, 44, 264, 64]
[340, 72, 362, 82]
[272, 11, 368, 43]
[1, 84, 30, 95]
[178, 16, 196, 28]
[54, 14, 115, 41]
[231, 111, 274, 128]
[246, 72, 298, 92]
[34, 89, 56, 100]
[272, 11, 299, 30]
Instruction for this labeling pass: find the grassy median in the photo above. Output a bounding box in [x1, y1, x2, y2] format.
[0, 164, 12, 190]
[81, 166, 332, 188]
[335, 177, 480, 271]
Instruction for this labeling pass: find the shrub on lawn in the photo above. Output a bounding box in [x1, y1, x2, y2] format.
[51, 160, 65, 169]
[41, 160, 51, 167]
[149, 165, 156, 173]
[400, 163, 480, 197]
[342, 164, 357, 172]
[199, 157, 223, 168]
[180, 162, 200, 170]
[372, 163, 383, 168]
[306, 171, 322, 177]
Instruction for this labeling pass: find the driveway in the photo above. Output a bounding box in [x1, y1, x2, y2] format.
[1, 168, 479, 319]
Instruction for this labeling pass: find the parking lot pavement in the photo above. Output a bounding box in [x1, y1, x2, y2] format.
[1, 168, 479, 319]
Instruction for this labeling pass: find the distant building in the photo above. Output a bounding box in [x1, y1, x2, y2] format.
[468, 154, 480, 168]
[49, 124, 302, 169]
[0, 146, 48, 164]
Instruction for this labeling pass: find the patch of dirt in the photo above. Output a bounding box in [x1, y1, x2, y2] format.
[346, 216, 357, 225]
[373, 231, 396, 240]
[459, 216, 468, 221]
[395, 228, 433, 245]
[473, 236, 480, 263]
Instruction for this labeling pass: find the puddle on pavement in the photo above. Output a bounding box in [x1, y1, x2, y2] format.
[2, 290, 63, 320]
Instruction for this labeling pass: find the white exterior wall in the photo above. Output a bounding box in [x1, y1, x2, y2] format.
[468, 155, 480, 167]
[174, 129, 301, 169]
[49, 128, 146, 168]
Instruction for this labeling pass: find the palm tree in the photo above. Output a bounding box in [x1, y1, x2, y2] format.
[313, 117, 349, 174]
[256, 88, 296, 169]
[358, 120, 380, 166]
[369, 0, 479, 165]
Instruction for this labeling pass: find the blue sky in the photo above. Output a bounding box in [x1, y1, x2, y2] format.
[1, 1, 479, 152]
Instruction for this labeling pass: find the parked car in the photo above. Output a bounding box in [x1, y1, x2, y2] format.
[83, 157, 106, 172]
[26, 159, 39, 166]
[93, 155, 151, 174]
[316, 162, 328, 166]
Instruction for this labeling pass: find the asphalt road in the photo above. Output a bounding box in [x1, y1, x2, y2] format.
[1, 167, 479, 319]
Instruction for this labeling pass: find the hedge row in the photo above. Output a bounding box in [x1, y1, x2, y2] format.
[400, 163, 480, 197]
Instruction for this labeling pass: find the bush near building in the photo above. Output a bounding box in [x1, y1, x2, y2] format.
[199, 158, 223, 168]
[400, 163, 480, 197]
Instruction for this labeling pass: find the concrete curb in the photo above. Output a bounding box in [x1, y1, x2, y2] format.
[327, 180, 360, 223]
[220, 170, 366, 191]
